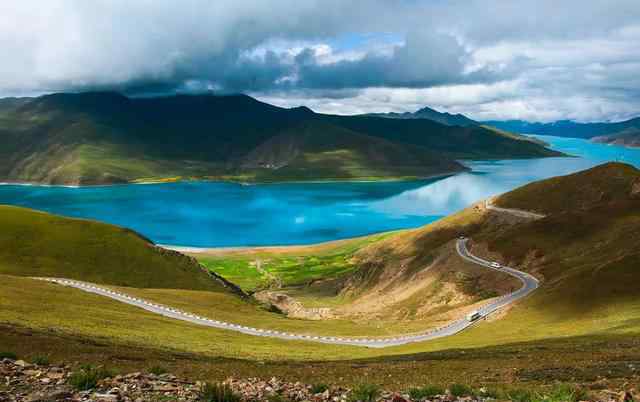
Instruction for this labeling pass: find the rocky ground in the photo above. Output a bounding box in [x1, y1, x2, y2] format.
[0, 358, 636, 402]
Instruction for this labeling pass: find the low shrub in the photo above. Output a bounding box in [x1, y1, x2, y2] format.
[69, 365, 114, 391]
[538, 384, 588, 402]
[349, 383, 380, 402]
[149, 365, 168, 375]
[0, 352, 17, 360]
[31, 355, 50, 366]
[311, 383, 329, 394]
[408, 385, 445, 400]
[449, 383, 474, 397]
[506, 388, 535, 402]
[198, 382, 241, 402]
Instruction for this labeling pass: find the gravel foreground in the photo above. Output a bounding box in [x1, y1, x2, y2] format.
[0, 358, 637, 402]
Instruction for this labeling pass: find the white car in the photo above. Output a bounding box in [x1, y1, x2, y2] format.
[490, 262, 501, 268]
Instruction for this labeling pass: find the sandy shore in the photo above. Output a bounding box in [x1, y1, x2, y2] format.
[0, 169, 466, 188]
[159, 233, 383, 256]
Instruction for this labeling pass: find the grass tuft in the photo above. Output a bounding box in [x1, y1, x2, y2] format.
[449, 383, 474, 397]
[506, 388, 536, 402]
[69, 365, 114, 391]
[408, 385, 445, 400]
[149, 365, 168, 375]
[311, 383, 329, 394]
[0, 351, 17, 360]
[198, 383, 241, 402]
[31, 355, 50, 366]
[349, 383, 380, 402]
[537, 384, 589, 402]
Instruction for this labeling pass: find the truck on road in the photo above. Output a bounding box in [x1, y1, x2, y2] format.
[466, 311, 481, 322]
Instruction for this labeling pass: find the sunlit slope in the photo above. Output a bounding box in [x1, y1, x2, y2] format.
[495, 162, 639, 214]
[321, 162, 640, 350]
[242, 120, 464, 181]
[0, 205, 226, 291]
[1, 163, 638, 364]
[478, 162, 640, 321]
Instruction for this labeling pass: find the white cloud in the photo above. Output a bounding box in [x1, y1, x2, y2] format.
[1, 0, 640, 121]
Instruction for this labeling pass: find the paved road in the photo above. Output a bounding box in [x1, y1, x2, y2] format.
[485, 198, 546, 220]
[32, 239, 538, 348]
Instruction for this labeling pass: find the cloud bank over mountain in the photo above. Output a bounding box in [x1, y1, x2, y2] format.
[1, 0, 639, 122]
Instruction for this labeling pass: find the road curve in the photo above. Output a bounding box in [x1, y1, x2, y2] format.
[32, 239, 538, 348]
[485, 198, 546, 220]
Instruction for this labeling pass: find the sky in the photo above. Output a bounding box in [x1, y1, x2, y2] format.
[1, 0, 640, 122]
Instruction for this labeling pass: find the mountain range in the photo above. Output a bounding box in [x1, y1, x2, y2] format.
[365, 106, 479, 127]
[485, 117, 640, 146]
[0, 92, 560, 185]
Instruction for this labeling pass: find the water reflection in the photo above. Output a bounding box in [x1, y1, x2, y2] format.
[371, 136, 640, 218]
[1, 135, 639, 247]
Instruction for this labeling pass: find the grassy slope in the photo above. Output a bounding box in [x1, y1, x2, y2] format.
[1, 163, 639, 387]
[495, 162, 639, 214]
[0, 206, 480, 343]
[475, 163, 640, 333]
[0, 92, 559, 185]
[1, 180, 639, 387]
[196, 233, 396, 291]
[324, 114, 563, 159]
[241, 121, 465, 182]
[0, 205, 223, 291]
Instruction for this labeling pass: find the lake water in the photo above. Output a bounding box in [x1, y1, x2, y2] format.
[1, 135, 639, 247]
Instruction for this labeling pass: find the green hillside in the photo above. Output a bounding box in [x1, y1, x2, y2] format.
[0, 205, 229, 291]
[0, 92, 560, 185]
[495, 162, 639, 214]
[323, 114, 563, 159]
[242, 120, 464, 181]
[318, 162, 640, 345]
[0, 164, 639, 389]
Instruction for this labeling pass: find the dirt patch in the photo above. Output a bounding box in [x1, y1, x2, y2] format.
[253, 291, 334, 320]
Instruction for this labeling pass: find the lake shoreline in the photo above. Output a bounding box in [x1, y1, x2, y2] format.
[159, 232, 394, 256]
[0, 169, 465, 188]
[2, 136, 639, 248]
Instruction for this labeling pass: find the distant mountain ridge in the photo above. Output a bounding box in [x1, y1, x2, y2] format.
[484, 117, 640, 140]
[592, 126, 640, 148]
[366, 106, 479, 127]
[0, 92, 560, 185]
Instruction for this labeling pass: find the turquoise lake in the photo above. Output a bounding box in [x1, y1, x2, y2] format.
[1, 135, 639, 247]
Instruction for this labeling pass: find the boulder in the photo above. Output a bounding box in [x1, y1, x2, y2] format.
[93, 392, 120, 402]
[24, 389, 71, 402]
[631, 178, 640, 199]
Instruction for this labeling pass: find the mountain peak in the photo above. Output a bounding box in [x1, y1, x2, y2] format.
[289, 105, 314, 115]
[365, 105, 478, 127]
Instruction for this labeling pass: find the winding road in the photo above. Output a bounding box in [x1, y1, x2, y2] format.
[485, 198, 546, 220]
[33, 238, 539, 348]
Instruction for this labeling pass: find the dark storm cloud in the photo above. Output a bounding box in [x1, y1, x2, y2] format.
[1, 0, 640, 121]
